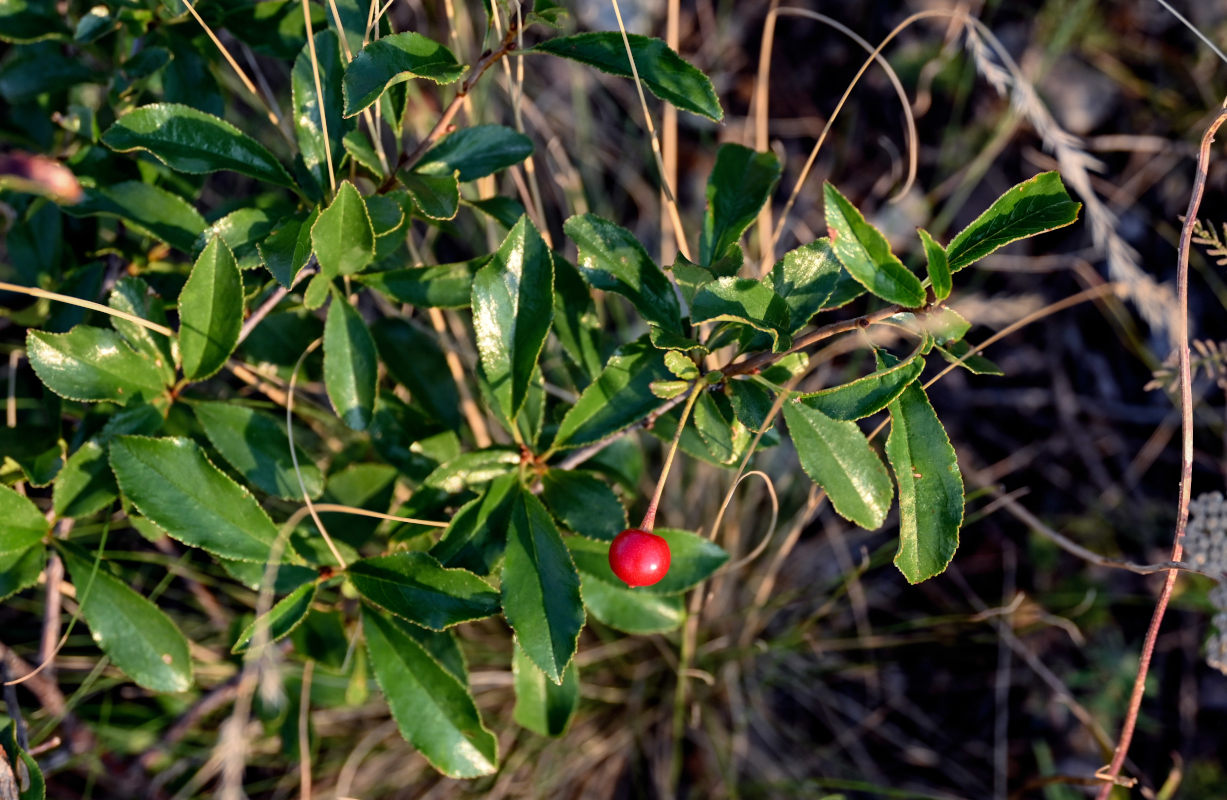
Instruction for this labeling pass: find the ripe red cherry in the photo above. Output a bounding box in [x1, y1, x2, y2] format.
[608, 528, 671, 588]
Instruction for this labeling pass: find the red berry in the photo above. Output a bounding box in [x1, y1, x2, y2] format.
[608, 528, 671, 588]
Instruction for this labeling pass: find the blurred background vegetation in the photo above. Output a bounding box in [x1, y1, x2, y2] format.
[6, 0, 1227, 797]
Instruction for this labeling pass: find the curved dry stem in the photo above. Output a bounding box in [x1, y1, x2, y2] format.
[308, 503, 448, 528]
[301, 0, 337, 196]
[0, 281, 175, 338]
[722, 470, 781, 570]
[641, 384, 702, 532]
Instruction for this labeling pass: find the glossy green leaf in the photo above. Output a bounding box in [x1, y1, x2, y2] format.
[0, 0, 68, 43]
[918, 228, 950, 301]
[567, 529, 729, 595]
[292, 29, 348, 197]
[580, 571, 684, 634]
[0, 484, 48, 553]
[727, 379, 775, 432]
[564, 213, 681, 334]
[108, 277, 175, 381]
[691, 277, 792, 353]
[670, 255, 714, 306]
[232, 581, 317, 653]
[0, 720, 44, 800]
[430, 474, 518, 574]
[356, 259, 482, 308]
[824, 182, 925, 307]
[64, 181, 206, 253]
[178, 237, 242, 380]
[946, 171, 1081, 273]
[101, 103, 294, 187]
[312, 180, 374, 279]
[365, 194, 405, 237]
[881, 353, 964, 583]
[651, 380, 688, 399]
[58, 542, 192, 693]
[258, 208, 317, 287]
[348, 552, 500, 631]
[513, 641, 578, 737]
[192, 401, 323, 500]
[343, 32, 466, 116]
[423, 448, 521, 494]
[935, 340, 1004, 376]
[362, 608, 498, 778]
[664, 350, 699, 380]
[798, 350, 924, 421]
[0, 42, 91, 103]
[51, 440, 116, 518]
[26, 326, 168, 404]
[399, 170, 460, 220]
[109, 435, 279, 562]
[553, 340, 671, 449]
[323, 291, 378, 430]
[416, 125, 533, 181]
[783, 401, 893, 530]
[530, 33, 721, 121]
[194, 207, 276, 271]
[502, 490, 583, 683]
[472, 216, 554, 419]
[0, 546, 45, 603]
[551, 255, 605, 378]
[343, 128, 383, 175]
[372, 318, 461, 429]
[699, 144, 781, 266]
[693, 390, 737, 464]
[771, 239, 842, 332]
[540, 470, 627, 541]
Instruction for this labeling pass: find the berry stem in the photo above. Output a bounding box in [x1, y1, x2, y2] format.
[639, 383, 702, 532]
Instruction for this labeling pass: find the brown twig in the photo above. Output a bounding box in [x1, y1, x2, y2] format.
[377, 26, 520, 193]
[1094, 107, 1227, 798]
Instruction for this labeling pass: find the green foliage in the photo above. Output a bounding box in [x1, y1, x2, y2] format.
[0, 3, 1087, 786]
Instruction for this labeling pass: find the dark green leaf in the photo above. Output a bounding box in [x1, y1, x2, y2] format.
[109, 435, 279, 562]
[343, 32, 466, 116]
[416, 125, 533, 181]
[365, 194, 406, 237]
[0, 484, 49, 553]
[567, 529, 728, 595]
[430, 474, 518, 574]
[362, 608, 498, 778]
[881, 353, 964, 583]
[798, 350, 924, 421]
[553, 340, 671, 449]
[918, 228, 950, 301]
[312, 180, 375, 278]
[691, 277, 792, 352]
[101, 103, 294, 187]
[513, 641, 578, 737]
[194, 207, 276, 271]
[232, 581, 317, 653]
[700, 144, 781, 267]
[0, 720, 44, 800]
[727, 379, 775, 432]
[783, 401, 893, 530]
[399, 170, 460, 221]
[51, 441, 116, 518]
[530, 33, 721, 121]
[58, 541, 192, 692]
[292, 29, 348, 197]
[323, 291, 378, 430]
[564, 213, 681, 334]
[935, 340, 1004, 376]
[946, 171, 1081, 272]
[540, 470, 626, 541]
[108, 277, 175, 382]
[670, 256, 714, 307]
[179, 236, 243, 380]
[357, 259, 483, 308]
[771, 239, 842, 332]
[580, 571, 684, 634]
[0, 0, 68, 43]
[0, 42, 92, 103]
[552, 255, 605, 378]
[502, 490, 583, 683]
[63, 181, 206, 253]
[472, 216, 554, 418]
[693, 390, 737, 464]
[192, 401, 323, 501]
[26, 326, 168, 404]
[348, 552, 500, 631]
[258, 208, 317, 288]
[343, 128, 384, 175]
[423, 448, 521, 494]
[0, 546, 45, 603]
[824, 182, 925, 307]
[372, 318, 461, 429]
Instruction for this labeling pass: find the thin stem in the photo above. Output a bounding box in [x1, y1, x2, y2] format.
[301, 0, 337, 196]
[1093, 106, 1227, 799]
[0, 281, 175, 337]
[640, 384, 702, 532]
[287, 340, 347, 569]
[298, 660, 314, 800]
